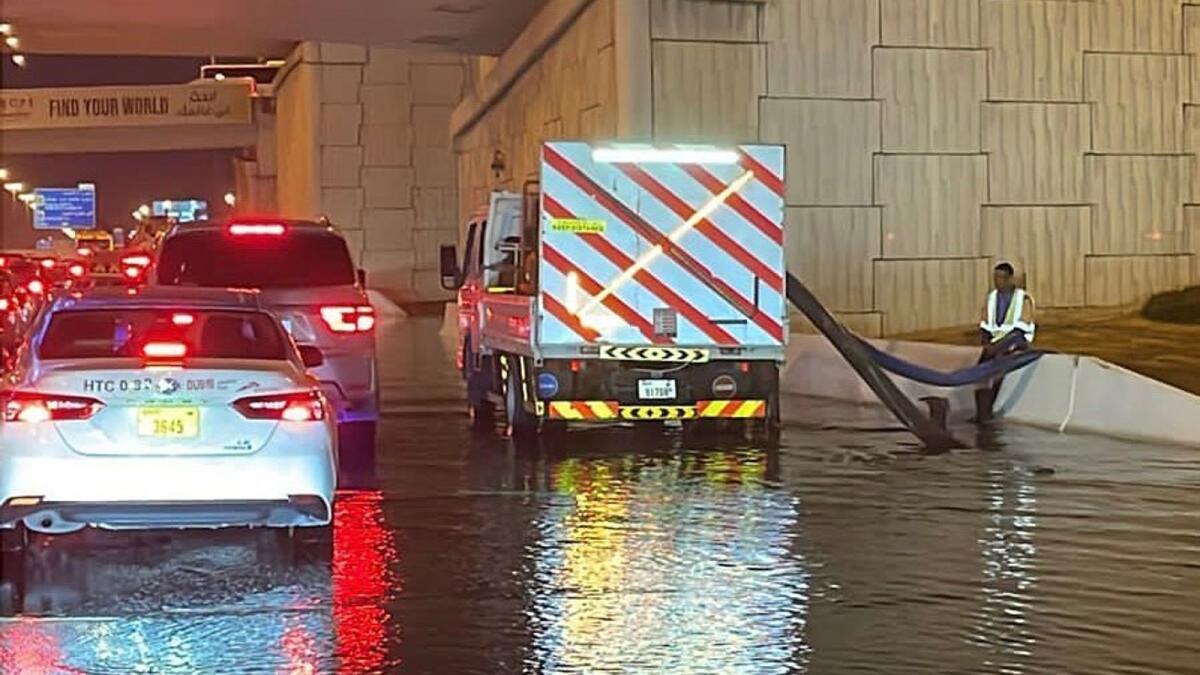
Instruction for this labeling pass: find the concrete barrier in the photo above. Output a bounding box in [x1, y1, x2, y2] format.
[782, 335, 1200, 448]
[439, 301, 459, 339]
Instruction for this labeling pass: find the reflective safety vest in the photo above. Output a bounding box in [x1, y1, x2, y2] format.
[980, 289, 1035, 343]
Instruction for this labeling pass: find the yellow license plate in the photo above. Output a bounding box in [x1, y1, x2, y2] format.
[137, 407, 200, 438]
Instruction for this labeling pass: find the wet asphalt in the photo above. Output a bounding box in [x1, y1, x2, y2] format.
[3, 317, 1200, 674]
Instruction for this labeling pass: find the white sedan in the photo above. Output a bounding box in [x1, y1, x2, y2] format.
[0, 287, 336, 548]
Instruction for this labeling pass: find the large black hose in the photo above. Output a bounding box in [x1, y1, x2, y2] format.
[856, 338, 1043, 387]
[785, 272, 965, 450]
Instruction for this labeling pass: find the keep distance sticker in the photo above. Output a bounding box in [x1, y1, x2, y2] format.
[550, 218, 606, 234]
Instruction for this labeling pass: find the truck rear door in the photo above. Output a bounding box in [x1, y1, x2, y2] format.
[537, 142, 787, 353]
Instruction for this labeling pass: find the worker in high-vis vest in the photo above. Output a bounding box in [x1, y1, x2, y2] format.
[975, 262, 1036, 421]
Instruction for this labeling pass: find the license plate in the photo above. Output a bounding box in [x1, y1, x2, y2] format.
[638, 379, 676, 400]
[137, 407, 200, 438]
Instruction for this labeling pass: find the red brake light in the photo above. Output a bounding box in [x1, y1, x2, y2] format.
[171, 313, 195, 326]
[232, 391, 325, 421]
[143, 341, 188, 360]
[229, 223, 286, 236]
[26, 279, 44, 295]
[2, 391, 104, 422]
[123, 265, 143, 280]
[0, 298, 8, 311]
[68, 263, 85, 278]
[320, 305, 375, 333]
[121, 255, 151, 267]
[39, 259, 56, 269]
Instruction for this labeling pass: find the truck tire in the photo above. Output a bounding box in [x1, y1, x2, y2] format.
[504, 356, 539, 438]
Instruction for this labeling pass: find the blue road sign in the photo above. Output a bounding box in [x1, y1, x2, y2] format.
[33, 187, 96, 230]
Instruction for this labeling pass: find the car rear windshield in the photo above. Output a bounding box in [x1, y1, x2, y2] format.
[156, 229, 356, 288]
[39, 309, 289, 360]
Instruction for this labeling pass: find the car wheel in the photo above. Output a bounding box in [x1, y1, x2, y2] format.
[338, 421, 377, 469]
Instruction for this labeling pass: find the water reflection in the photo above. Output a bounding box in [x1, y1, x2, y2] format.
[0, 488, 399, 674]
[525, 441, 809, 673]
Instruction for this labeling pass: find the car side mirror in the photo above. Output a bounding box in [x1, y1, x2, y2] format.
[439, 244, 461, 290]
[297, 345, 324, 368]
[356, 268, 367, 287]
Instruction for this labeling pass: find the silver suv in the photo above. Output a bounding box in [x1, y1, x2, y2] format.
[153, 219, 378, 462]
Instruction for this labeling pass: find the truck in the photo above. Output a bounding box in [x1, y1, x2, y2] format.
[439, 141, 788, 438]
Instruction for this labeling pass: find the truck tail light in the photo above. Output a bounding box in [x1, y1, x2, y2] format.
[26, 279, 44, 295]
[320, 305, 375, 333]
[121, 255, 151, 267]
[232, 391, 325, 421]
[68, 263, 85, 278]
[2, 391, 104, 422]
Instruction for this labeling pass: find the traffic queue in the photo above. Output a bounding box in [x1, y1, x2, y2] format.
[0, 218, 375, 558]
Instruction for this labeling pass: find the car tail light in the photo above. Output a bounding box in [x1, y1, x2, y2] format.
[26, 279, 44, 295]
[229, 223, 286, 236]
[320, 305, 375, 333]
[0, 298, 8, 312]
[39, 259, 55, 269]
[68, 263, 85, 278]
[143, 341, 188, 360]
[171, 312, 195, 326]
[232, 391, 325, 421]
[2, 391, 104, 422]
[121, 255, 151, 267]
[123, 265, 144, 280]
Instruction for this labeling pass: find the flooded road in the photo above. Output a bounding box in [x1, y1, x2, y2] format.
[3, 317, 1200, 674]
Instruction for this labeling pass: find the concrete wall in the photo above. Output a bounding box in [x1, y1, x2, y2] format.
[453, 0, 618, 224]
[645, 0, 1200, 335]
[274, 42, 467, 306]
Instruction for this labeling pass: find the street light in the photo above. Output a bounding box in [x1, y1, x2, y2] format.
[4, 36, 18, 49]
[10, 54, 26, 68]
[3, 182, 24, 196]
[0, 168, 8, 181]
[138, 204, 150, 217]
[18, 193, 36, 208]
[0, 24, 11, 36]
[132, 210, 144, 222]
[223, 192, 236, 207]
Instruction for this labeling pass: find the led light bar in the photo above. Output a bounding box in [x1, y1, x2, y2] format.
[591, 147, 740, 165]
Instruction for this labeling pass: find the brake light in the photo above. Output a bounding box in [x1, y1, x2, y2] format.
[0, 298, 8, 311]
[68, 263, 85, 278]
[2, 391, 103, 422]
[123, 265, 143, 280]
[121, 255, 151, 267]
[77, 248, 93, 257]
[26, 279, 44, 295]
[320, 305, 375, 333]
[229, 223, 286, 236]
[171, 313, 195, 326]
[232, 391, 325, 421]
[143, 341, 188, 359]
[39, 259, 55, 269]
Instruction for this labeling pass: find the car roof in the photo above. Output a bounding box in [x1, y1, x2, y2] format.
[49, 286, 264, 312]
[165, 218, 343, 237]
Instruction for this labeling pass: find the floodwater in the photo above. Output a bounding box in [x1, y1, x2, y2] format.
[3, 318, 1200, 674]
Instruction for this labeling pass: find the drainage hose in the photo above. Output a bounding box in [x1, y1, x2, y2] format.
[785, 272, 965, 450]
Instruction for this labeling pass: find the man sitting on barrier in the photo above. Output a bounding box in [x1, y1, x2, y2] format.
[976, 262, 1036, 421]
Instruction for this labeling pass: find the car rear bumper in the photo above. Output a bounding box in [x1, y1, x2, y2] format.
[0, 429, 336, 531]
[0, 497, 329, 532]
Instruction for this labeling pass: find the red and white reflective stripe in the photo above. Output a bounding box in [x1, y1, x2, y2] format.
[543, 195, 738, 345]
[738, 146, 785, 197]
[543, 146, 784, 343]
[542, 243, 671, 345]
[679, 163, 783, 245]
[540, 292, 601, 343]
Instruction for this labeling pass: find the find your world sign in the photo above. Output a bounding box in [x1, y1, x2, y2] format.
[0, 82, 253, 131]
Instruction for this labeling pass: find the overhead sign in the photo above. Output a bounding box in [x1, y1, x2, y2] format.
[33, 186, 97, 230]
[153, 199, 208, 223]
[0, 82, 253, 131]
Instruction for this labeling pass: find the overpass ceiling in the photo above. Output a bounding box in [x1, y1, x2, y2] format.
[1, 0, 548, 57]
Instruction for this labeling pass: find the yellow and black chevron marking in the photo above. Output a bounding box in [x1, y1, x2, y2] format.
[697, 400, 767, 419]
[619, 406, 697, 420]
[598, 346, 710, 363]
